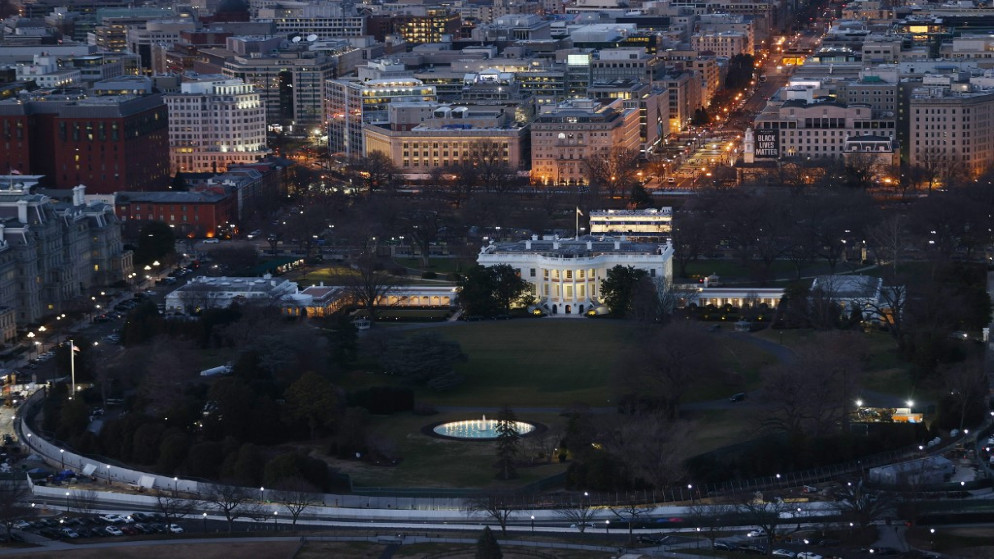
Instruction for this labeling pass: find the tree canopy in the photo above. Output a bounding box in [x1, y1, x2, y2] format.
[458, 264, 531, 317]
[600, 265, 649, 317]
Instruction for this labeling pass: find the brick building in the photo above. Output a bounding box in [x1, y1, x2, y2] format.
[114, 191, 236, 239]
[0, 90, 170, 193]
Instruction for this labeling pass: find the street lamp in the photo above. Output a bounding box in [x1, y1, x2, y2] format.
[202, 512, 208, 533]
[59, 448, 65, 469]
[605, 520, 610, 535]
[273, 511, 278, 530]
[531, 515, 535, 532]
[260, 487, 265, 502]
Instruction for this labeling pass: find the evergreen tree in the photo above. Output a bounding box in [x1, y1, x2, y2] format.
[494, 405, 520, 480]
[476, 526, 503, 559]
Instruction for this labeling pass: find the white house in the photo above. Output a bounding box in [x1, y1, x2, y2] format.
[477, 235, 673, 315]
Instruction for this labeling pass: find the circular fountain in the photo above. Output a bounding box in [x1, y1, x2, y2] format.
[430, 414, 537, 441]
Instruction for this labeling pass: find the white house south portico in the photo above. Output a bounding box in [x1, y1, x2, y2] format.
[477, 235, 674, 315]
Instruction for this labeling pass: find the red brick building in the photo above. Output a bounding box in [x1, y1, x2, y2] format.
[0, 92, 170, 193]
[114, 190, 237, 239]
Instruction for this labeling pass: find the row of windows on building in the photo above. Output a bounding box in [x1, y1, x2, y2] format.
[402, 158, 509, 167]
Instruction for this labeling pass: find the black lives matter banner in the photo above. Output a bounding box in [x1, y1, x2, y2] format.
[755, 130, 779, 158]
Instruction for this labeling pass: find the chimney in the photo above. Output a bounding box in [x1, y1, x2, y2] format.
[16, 200, 28, 224]
[73, 184, 86, 206]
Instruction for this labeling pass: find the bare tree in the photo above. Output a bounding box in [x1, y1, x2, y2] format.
[472, 139, 519, 193]
[606, 413, 694, 490]
[869, 214, 909, 279]
[345, 151, 400, 194]
[201, 484, 254, 533]
[672, 200, 718, 278]
[735, 495, 796, 553]
[833, 483, 892, 534]
[137, 339, 200, 416]
[405, 208, 443, 268]
[67, 489, 99, 516]
[610, 500, 653, 545]
[274, 477, 320, 527]
[762, 333, 866, 437]
[554, 499, 597, 533]
[583, 147, 641, 199]
[467, 494, 517, 534]
[334, 253, 406, 324]
[940, 357, 988, 431]
[613, 323, 720, 419]
[686, 502, 735, 550]
[154, 493, 197, 527]
[0, 477, 30, 540]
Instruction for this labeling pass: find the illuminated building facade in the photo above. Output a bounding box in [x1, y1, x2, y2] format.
[164, 75, 268, 173]
[327, 78, 437, 156]
[530, 98, 640, 186]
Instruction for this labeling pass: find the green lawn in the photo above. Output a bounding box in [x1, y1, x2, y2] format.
[394, 256, 476, 274]
[347, 320, 776, 408]
[425, 320, 640, 407]
[754, 328, 919, 399]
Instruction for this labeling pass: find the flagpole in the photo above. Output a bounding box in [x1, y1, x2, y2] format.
[575, 207, 580, 239]
[69, 339, 75, 398]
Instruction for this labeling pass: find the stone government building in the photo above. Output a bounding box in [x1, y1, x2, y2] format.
[0, 175, 132, 342]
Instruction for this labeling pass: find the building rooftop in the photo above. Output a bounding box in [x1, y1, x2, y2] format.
[481, 234, 669, 256]
[115, 191, 227, 204]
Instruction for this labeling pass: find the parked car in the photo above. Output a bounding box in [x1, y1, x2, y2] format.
[796, 553, 823, 559]
[167, 523, 184, 534]
[60, 528, 79, 539]
[773, 550, 797, 558]
[714, 541, 735, 551]
[98, 514, 128, 524]
[104, 526, 124, 536]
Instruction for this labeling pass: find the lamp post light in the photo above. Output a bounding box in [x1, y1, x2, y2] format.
[273, 511, 278, 530]
[202, 512, 208, 533]
[687, 483, 694, 503]
[59, 449, 65, 469]
[531, 515, 535, 532]
[65, 491, 70, 511]
[696, 527, 701, 548]
[173, 476, 178, 493]
[604, 520, 610, 535]
[260, 487, 265, 502]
